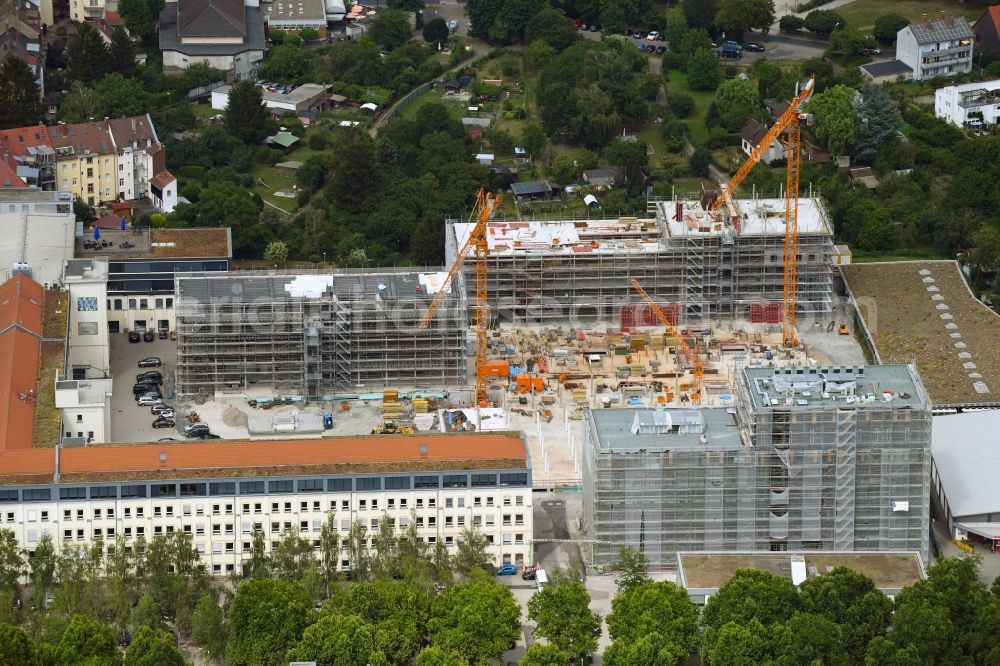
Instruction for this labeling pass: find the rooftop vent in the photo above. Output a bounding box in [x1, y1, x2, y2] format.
[158, 452, 167, 464]
[418, 444, 428, 457]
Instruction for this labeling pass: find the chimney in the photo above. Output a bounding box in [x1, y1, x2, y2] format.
[922, 13, 927, 23]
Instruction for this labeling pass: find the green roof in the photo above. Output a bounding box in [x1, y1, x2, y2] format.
[270, 132, 300, 148]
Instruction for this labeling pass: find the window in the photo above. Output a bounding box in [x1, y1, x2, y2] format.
[283, 502, 292, 513]
[90, 486, 116, 499]
[485, 515, 494, 527]
[271, 522, 280, 533]
[121, 485, 146, 499]
[93, 509, 101, 519]
[515, 514, 524, 526]
[154, 506, 162, 517]
[240, 481, 265, 495]
[210, 482, 235, 495]
[341, 500, 349, 510]
[180, 483, 206, 497]
[416, 499, 424, 508]
[443, 475, 468, 488]
[151, 483, 176, 498]
[428, 517, 436, 527]
[356, 477, 381, 491]
[515, 496, 524, 506]
[371, 518, 379, 530]
[458, 516, 465, 527]
[471, 474, 496, 487]
[503, 496, 512, 506]
[415, 475, 439, 489]
[298, 479, 323, 492]
[195, 525, 204, 536]
[60, 487, 87, 500]
[445, 517, 453, 527]
[399, 499, 407, 509]
[359, 500, 367, 510]
[212, 504, 220, 515]
[446, 536, 454, 545]
[500, 473, 528, 487]
[76, 296, 98, 311]
[23, 489, 50, 502]
[155, 298, 163, 308]
[269, 480, 293, 493]
[371, 499, 378, 510]
[503, 514, 512, 526]
[107, 508, 114, 518]
[135, 507, 144, 518]
[385, 476, 410, 490]
[387, 499, 395, 509]
[139, 299, 148, 309]
[0, 490, 17, 502]
[416, 517, 424, 528]
[212, 524, 221, 535]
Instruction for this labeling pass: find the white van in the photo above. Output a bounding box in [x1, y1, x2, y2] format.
[535, 568, 548, 590]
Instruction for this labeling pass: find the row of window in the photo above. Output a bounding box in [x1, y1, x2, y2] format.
[5, 474, 530, 502]
[109, 297, 174, 311]
[20, 496, 526, 523]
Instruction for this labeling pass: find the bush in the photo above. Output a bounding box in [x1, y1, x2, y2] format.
[689, 147, 712, 177]
[804, 10, 845, 37]
[308, 131, 328, 151]
[180, 165, 207, 179]
[422, 17, 449, 44]
[779, 15, 804, 33]
[666, 93, 694, 118]
[873, 13, 909, 45]
[299, 27, 319, 41]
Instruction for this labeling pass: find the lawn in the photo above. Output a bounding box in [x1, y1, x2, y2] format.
[399, 89, 469, 122]
[663, 69, 715, 146]
[836, 0, 983, 30]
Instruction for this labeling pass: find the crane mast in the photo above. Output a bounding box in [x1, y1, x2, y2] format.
[630, 278, 704, 400]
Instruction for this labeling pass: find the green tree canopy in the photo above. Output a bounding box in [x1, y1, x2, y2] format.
[123, 627, 185, 666]
[702, 568, 801, 632]
[520, 643, 572, 666]
[853, 83, 901, 164]
[827, 25, 877, 55]
[109, 26, 138, 77]
[606, 581, 699, 659]
[526, 7, 579, 51]
[799, 565, 892, 661]
[118, 0, 164, 39]
[369, 10, 414, 50]
[192, 593, 228, 662]
[66, 23, 111, 83]
[714, 76, 761, 132]
[599, 4, 628, 35]
[614, 547, 651, 593]
[428, 577, 520, 664]
[873, 13, 909, 45]
[779, 14, 804, 33]
[714, 0, 775, 39]
[341, 580, 431, 664]
[58, 615, 121, 666]
[686, 48, 722, 91]
[227, 575, 314, 665]
[703, 619, 770, 666]
[422, 17, 449, 44]
[259, 44, 309, 81]
[0, 623, 34, 665]
[465, 0, 504, 38]
[805, 83, 859, 155]
[528, 581, 601, 660]
[773, 612, 847, 666]
[286, 613, 380, 666]
[0, 54, 42, 129]
[224, 80, 270, 144]
[684, 0, 719, 30]
[804, 9, 845, 36]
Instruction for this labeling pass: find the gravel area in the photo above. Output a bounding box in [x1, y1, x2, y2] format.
[841, 260, 1000, 406]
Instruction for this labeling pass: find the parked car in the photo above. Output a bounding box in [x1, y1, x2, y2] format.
[744, 42, 765, 52]
[128, 331, 140, 343]
[138, 394, 163, 406]
[158, 329, 168, 339]
[151, 404, 174, 415]
[645, 44, 656, 53]
[857, 47, 881, 56]
[447, 19, 459, 33]
[143, 330, 154, 342]
[721, 46, 743, 59]
[197, 433, 222, 440]
[185, 423, 210, 437]
[152, 418, 176, 429]
[133, 384, 160, 396]
[588, 24, 599, 32]
[153, 409, 174, 420]
[137, 357, 161, 368]
[136, 371, 162, 383]
[656, 45, 667, 54]
[496, 563, 518, 576]
[522, 568, 537, 580]
[646, 31, 660, 40]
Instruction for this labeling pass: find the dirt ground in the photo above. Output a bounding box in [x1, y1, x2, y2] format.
[842, 261, 1000, 405]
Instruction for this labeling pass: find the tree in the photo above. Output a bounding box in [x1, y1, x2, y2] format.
[247, 527, 270, 579]
[119, 0, 163, 39]
[528, 581, 600, 660]
[702, 619, 769, 666]
[58, 615, 121, 666]
[369, 10, 413, 51]
[827, 26, 877, 55]
[484, 127, 515, 155]
[853, 83, 901, 164]
[272, 529, 314, 580]
[774, 612, 847, 666]
[804, 9, 845, 37]
[454, 526, 490, 578]
[370, 516, 399, 581]
[318, 513, 340, 588]
[686, 48, 722, 91]
[604, 139, 648, 195]
[750, 58, 787, 99]
[30, 533, 57, 610]
[600, 4, 628, 35]
[124, 627, 186, 666]
[526, 7, 579, 50]
[466, 0, 504, 39]
[66, 23, 111, 83]
[227, 579, 314, 666]
[286, 613, 379, 666]
[0, 624, 34, 664]
[259, 44, 308, 81]
[714, 77, 760, 132]
[520, 123, 548, 159]
[416, 646, 470, 666]
[300, 27, 320, 41]
[701, 569, 800, 658]
[192, 594, 228, 663]
[263, 240, 290, 266]
[109, 26, 137, 77]
[428, 578, 520, 664]
[0, 529, 23, 597]
[0, 54, 42, 129]
[667, 93, 694, 118]
[799, 565, 892, 662]
[132, 593, 167, 634]
[805, 84, 859, 155]
[779, 14, 804, 33]
[684, 0, 719, 30]
[423, 17, 449, 44]
[873, 13, 909, 45]
[520, 643, 572, 666]
[605, 630, 693, 666]
[342, 580, 431, 663]
[224, 80, 269, 144]
[93, 73, 152, 117]
[607, 581, 699, 661]
[497, 0, 542, 43]
[973, 225, 1000, 272]
[614, 547, 650, 593]
[714, 0, 775, 39]
[344, 520, 371, 582]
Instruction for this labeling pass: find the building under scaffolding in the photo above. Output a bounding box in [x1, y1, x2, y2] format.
[174, 270, 469, 398]
[447, 194, 835, 325]
[582, 364, 932, 566]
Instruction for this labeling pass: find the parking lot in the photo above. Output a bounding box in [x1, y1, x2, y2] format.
[109, 332, 178, 442]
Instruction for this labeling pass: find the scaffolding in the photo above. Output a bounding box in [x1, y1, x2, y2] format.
[174, 270, 469, 398]
[446, 193, 835, 326]
[581, 365, 933, 566]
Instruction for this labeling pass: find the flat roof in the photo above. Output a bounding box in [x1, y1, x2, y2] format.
[742, 365, 929, 411]
[265, 0, 325, 22]
[861, 60, 913, 77]
[75, 228, 232, 260]
[841, 261, 1000, 406]
[677, 552, 925, 591]
[217, 83, 330, 107]
[0, 432, 528, 483]
[660, 197, 831, 237]
[588, 407, 743, 452]
[932, 410, 1000, 518]
[937, 79, 1000, 94]
[0, 188, 72, 202]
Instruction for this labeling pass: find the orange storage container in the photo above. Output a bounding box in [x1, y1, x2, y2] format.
[480, 359, 510, 378]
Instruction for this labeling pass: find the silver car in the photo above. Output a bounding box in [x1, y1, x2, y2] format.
[447, 19, 459, 33]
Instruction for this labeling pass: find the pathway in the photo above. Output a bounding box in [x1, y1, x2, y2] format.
[681, 135, 730, 186]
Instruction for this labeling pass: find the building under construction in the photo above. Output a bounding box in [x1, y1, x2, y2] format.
[582, 364, 932, 566]
[174, 270, 469, 398]
[447, 194, 835, 326]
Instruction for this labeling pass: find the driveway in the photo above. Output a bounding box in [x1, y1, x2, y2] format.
[109, 333, 178, 443]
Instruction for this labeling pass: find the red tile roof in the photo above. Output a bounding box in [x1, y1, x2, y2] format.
[0, 274, 43, 453]
[0, 125, 50, 167]
[47, 121, 115, 160]
[151, 170, 175, 190]
[0, 159, 25, 187]
[983, 6, 1000, 35]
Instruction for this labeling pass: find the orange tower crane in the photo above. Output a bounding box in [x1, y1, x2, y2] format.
[419, 188, 502, 405]
[630, 278, 704, 400]
[709, 76, 816, 347]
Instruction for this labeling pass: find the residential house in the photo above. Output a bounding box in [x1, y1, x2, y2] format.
[0, 26, 42, 92]
[973, 5, 1000, 55]
[210, 83, 332, 117]
[107, 114, 177, 212]
[849, 167, 879, 191]
[896, 16, 973, 81]
[740, 119, 784, 164]
[935, 79, 1000, 127]
[48, 120, 118, 206]
[159, 0, 266, 79]
[0, 125, 55, 188]
[70, 0, 112, 22]
[859, 60, 914, 84]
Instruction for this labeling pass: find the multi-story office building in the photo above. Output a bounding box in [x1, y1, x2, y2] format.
[897, 17, 974, 81]
[0, 433, 533, 574]
[582, 365, 932, 565]
[0, 188, 74, 285]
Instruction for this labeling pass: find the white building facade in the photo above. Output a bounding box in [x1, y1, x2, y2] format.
[0, 189, 75, 286]
[897, 18, 974, 81]
[935, 79, 1000, 127]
